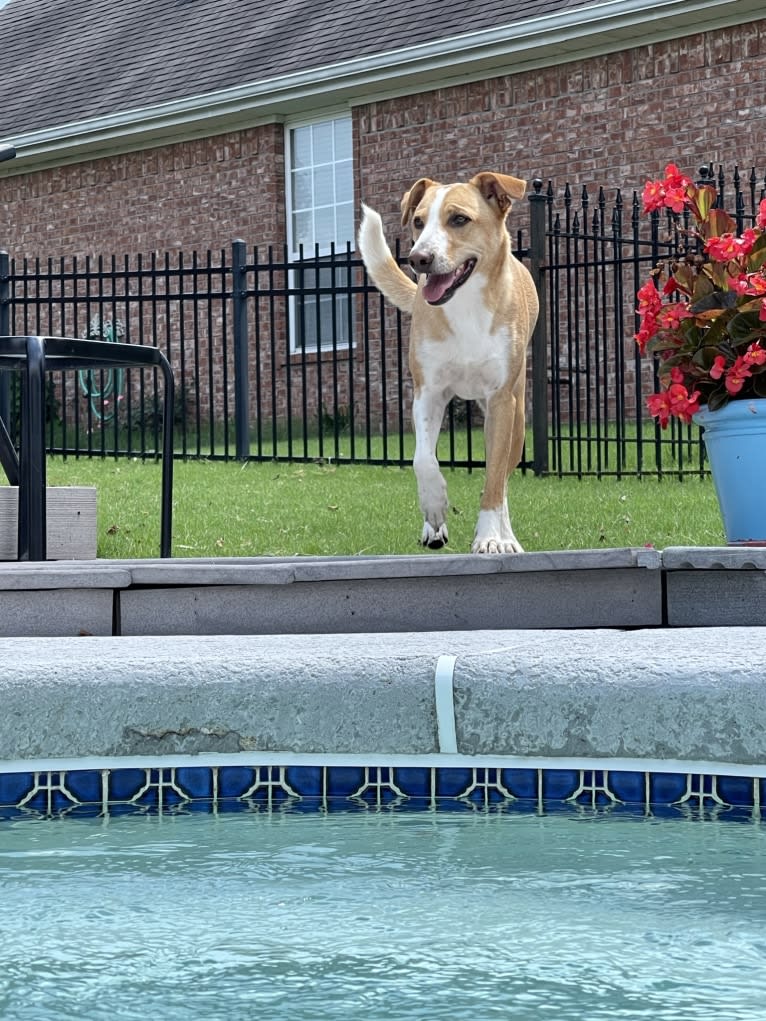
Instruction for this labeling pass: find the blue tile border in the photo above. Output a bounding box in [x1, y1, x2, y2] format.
[1, 763, 764, 820]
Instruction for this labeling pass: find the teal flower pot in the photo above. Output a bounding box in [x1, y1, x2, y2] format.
[694, 398, 766, 546]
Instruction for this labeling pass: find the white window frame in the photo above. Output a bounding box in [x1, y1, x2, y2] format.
[285, 113, 354, 354]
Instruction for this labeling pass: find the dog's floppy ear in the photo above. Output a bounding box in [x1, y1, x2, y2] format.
[401, 178, 438, 227]
[471, 172, 528, 215]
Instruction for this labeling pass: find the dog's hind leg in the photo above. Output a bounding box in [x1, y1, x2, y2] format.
[412, 389, 450, 549]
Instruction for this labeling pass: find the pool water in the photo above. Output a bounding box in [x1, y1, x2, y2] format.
[1, 807, 766, 1020]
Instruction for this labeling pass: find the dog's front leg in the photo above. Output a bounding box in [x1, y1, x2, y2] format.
[412, 389, 450, 549]
[472, 385, 524, 554]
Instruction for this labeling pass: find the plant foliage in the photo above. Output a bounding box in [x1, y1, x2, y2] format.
[636, 164, 766, 424]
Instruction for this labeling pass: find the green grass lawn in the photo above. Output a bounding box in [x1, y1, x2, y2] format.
[39, 455, 725, 559]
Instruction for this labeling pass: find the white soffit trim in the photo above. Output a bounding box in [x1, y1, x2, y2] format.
[2, 0, 763, 171]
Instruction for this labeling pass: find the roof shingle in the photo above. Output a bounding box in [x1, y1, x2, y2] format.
[0, 0, 593, 136]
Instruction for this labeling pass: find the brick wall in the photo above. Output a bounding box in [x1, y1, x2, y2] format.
[0, 124, 285, 258]
[356, 18, 766, 242]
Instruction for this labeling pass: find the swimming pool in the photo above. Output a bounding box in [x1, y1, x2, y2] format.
[3, 551, 766, 1019]
[2, 806, 765, 1021]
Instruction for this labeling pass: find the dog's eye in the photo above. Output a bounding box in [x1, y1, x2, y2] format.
[413, 216, 424, 230]
[450, 214, 470, 227]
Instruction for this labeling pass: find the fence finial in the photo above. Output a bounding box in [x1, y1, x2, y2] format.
[697, 164, 714, 184]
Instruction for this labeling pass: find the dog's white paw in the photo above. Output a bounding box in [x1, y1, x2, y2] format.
[421, 520, 449, 550]
[472, 507, 523, 554]
[471, 535, 524, 555]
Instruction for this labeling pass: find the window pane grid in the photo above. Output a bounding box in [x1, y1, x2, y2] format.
[288, 115, 354, 353]
[289, 116, 352, 253]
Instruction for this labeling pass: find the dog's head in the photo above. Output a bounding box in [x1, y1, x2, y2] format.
[400, 172, 527, 306]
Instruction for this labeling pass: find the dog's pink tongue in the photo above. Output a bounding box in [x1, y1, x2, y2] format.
[422, 269, 458, 304]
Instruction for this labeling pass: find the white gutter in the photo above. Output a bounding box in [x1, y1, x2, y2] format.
[2, 0, 763, 171]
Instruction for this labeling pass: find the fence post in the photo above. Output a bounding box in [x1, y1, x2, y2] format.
[0, 250, 10, 429]
[231, 238, 250, 460]
[528, 180, 549, 475]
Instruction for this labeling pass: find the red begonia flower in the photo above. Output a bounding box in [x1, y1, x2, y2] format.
[657, 304, 692, 329]
[634, 318, 659, 354]
[709, 355, 727, 380]
[663, 185, 688, 214]
[705, 232, 756, 262]
[667, 382, 701, 422]
[663, 164, 692, 189]
[636, 280, 662, 318]
[646, 391, 672, 428]
[744, 342, 766, 366]
[642, 180, 666, 214]
[725, 356, 753, 395]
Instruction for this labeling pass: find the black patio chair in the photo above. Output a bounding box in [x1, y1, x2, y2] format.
[0, 335, 175, 560]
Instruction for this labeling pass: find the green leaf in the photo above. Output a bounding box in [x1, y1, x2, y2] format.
[691, 345, 727, 369]
[727, 309, 763, 344]
[656, 352, 687, 370]
[694, 185, 717, 223]
[690, 289, 736, 313]
[748, 232, 766, 269]
[708, 261, 732, 291]
[671, 263, 696, 295]
[735, 296, 766, 316]
[707, 388, 730, 411]
[707, 207, 737, 237]
[690, 272, 715, 302]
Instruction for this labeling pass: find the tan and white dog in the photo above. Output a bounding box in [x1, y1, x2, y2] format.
[358, 171, 539, 553]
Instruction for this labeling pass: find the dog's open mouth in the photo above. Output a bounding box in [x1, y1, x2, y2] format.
[422, 259, 476, 305]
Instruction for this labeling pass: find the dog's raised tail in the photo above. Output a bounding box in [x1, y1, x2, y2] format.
[358, 203, 416, 315]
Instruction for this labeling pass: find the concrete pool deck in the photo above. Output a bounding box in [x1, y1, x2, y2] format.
[1, 546, 765, 775]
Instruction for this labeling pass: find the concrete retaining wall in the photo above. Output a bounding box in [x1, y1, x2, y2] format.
[5, 545, 766, 638]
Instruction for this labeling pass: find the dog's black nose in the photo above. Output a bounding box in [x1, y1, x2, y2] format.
[409, 250, 433, 273]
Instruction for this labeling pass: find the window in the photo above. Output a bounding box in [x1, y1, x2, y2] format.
[286, 115, 354, 353]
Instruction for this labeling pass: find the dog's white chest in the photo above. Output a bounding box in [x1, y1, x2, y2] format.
[420, 298, 510, 400]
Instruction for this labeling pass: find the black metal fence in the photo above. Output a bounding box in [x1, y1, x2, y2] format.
[540, 164, 766, 477]
[2, 164, 764, 478]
